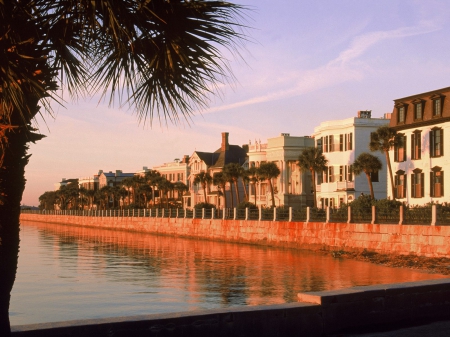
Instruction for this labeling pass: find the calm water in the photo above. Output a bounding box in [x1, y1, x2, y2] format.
[11, 221, 445, 326]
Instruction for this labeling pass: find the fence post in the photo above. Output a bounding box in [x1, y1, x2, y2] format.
[306, 207, 310, 223]
[273, 207, 277, 222]
[212, 208, 215, 219]
[259, 206, 262, 221]
[223, 208, 226, 220]
[371, 205, 377, 224]
[326, 207, 330, 223]
[431, 204, 437, 226]
[245, 207, 249, 221]
[192, 208, 196, 219]
[176, 208, 179, 218]
[347, 206, 352, 224]
[399, 205, 403, 225]
[289, 207, 293, 222]
[202, 208, 205, 219]
[233, 208, 237, 220]
[162, 209, 165, 218]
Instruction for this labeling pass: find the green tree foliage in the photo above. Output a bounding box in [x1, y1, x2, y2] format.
[297, 147, 328, 208]
[258, 162, 281, 208]
[352, 153, 383, 199]
[193, 171, 213, 205]
[369, 126, 403, 199]
[38, 191, 57, 210]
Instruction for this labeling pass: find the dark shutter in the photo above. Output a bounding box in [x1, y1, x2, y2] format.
[441, 129, 444, 156]
[411, 134, 414, 159]
[421, 173, 425, 198]
[411, 174, 415, 198]
[441, 171, 444, 196]
[430, 171, 434, 197]
[403, 174, 407, 199]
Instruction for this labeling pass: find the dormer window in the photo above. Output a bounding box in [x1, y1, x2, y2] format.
[412, 99, 424, 120]
[430, 94, 444, 117]
[396, 103, 407, 124]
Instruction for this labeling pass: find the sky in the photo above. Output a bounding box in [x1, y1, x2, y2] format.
[22, 0, 450, 206]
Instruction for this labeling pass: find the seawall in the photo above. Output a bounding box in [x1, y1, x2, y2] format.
[12, 278, 450, 337]
[20, 214, 450, 257]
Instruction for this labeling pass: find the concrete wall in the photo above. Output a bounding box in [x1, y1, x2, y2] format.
[20, 214, 450, 257]
[12, 278, 450, 336]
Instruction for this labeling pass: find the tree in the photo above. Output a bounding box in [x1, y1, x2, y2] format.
[297, 147, 328, 208]
[247, 167, 262, 205]
[369, 126, 403, 199]
[38, 191, 57, 210]
[213, 171, 228, 208]
[0, 1, 246, 333]
[173, 181, 188, 206]
[352, 153, 383, 199]
[223, 163, 243, 205]
[258, 162, 281, 208]
[145, 170, 162, 206]
[193, 171, 213, 205]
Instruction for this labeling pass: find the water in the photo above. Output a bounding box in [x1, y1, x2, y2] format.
[10, 221, 445, 326]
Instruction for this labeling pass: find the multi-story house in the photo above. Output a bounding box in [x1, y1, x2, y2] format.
[78, 170, 102, 191]
[313, 111, 390, 208]
[187, 132, 247, 208]
[247, 133, 315, 208]
[153, 155, 190, 202]
[99, 170, 135, 188]
[388, 87, 450, 205]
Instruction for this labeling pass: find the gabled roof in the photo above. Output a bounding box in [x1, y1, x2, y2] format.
[211, 145, 247, 168]
[193, 151, 220, 166]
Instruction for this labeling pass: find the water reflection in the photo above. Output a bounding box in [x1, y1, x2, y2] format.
[11, 221, 445, 325]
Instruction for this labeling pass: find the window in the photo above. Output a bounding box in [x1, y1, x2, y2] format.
[323, 136, 328, 153]
[411, 130, 421, 160]
[329, 135, 335, 152]
[430, 128, 443, 157]
[339, 134, 344, 151]
[339, 166, 344, 182]
[394, 171, 406, 199]
[394, 134, 406, 162]
[347, 132, 353, 150]
[397, 105, 407, 123]
[411, 169, 424, 198]
[431, 94, 444, 117]
[328, 166, 334, 183]
[347, 165, 353, 182]
[413, 100, 424, 120]
[430, 167, 444, 197]
[370, 171, 379, 182]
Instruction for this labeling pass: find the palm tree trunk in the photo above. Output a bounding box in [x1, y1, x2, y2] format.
[311, 169, 317, 208]
[268, 179, 276, 208]
[234, 180, 240, 205]
[366, 173, 375, 199]
[202, 183, 207, 203]
[229, 182, 234, 208]
[385, 151, 395, 199]
[0, 127, 33, 336]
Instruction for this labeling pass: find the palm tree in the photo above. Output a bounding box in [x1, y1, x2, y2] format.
[352, 153, 383, 199]
[258, 162, 281, 208]
[145, 170, 162, 206]
[193, 171, 213, 205]
[0, 2, 246, 333]
[297, 147, 328, 208]
[173, 181, 188, 206]
[369, 126, 403, 199]
[121, 177, 135, 206]
[223, 163, 243, 205]
[247, 167, 261, 205]
[213, 171, 228, 208]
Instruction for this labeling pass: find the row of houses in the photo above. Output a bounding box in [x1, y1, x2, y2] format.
[55, 86, 450, 209]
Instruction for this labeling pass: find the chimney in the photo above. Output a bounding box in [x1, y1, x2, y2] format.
[182, 155, 189, 163]
[221, 132, 229, 151]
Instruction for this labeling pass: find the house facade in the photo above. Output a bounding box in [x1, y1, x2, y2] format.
[247, 133, 315, 208]
[153, 155, 190, 203]
[99, 170, 135, 188]
[187, 132, 247, 208]
[388, 87, 450, 205]
[313, 111, 390, 208]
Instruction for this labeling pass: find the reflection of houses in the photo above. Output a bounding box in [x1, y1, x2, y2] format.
[99, 170, 135, 188]
[313, 111, 390, 208]
[388, 87, 450, 205]
[247, 133, 315, 208]
[153, 155, 190, 202]
[187, 132, 247, 208]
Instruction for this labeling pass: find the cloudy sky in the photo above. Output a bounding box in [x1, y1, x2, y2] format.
[22, 0, 450, 206]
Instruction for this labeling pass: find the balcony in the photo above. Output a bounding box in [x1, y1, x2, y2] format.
[317, 181, 354, 193]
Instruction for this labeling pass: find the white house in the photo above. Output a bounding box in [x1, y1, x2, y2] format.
[313, 111, 390, 208]
[388, 87, 450, 205]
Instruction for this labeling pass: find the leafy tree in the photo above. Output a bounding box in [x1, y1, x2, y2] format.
[258, 162, 281, 208]
[193, 171, 213, 205]
[369, 126, 403, 199]
[173, 181, 188, 205]
[157, 177, 173, 208]
[352, 153, 382, 199]
[38, 191, 57, 210]
[213, 171, 228, 208]
[297, 147, 328, 208]
[0, 1, 246, 333]
[121, 177, 135, 206]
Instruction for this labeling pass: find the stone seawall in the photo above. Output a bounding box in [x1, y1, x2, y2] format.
[20, 214, 450, 257]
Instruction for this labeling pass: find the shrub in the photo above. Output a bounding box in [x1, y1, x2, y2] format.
[194, 202, 216, 209]
[237, 201, 258, 210]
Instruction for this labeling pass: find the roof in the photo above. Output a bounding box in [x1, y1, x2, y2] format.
[211, 145, 247, 168]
